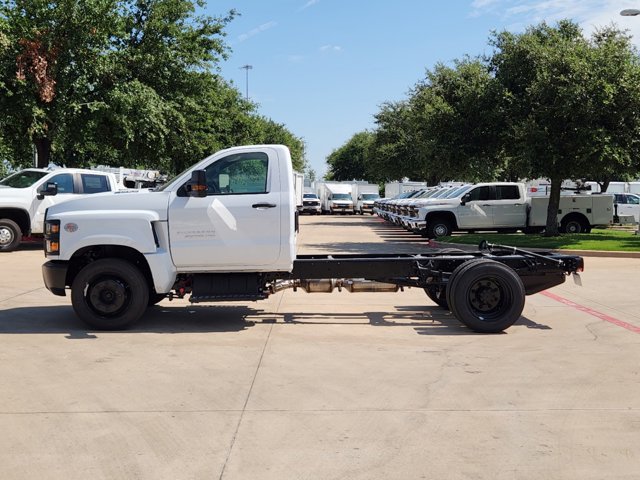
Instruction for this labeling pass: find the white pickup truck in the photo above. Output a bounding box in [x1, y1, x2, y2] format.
[408, 182, 613, 238]
[0, 168, 119, 252]
[41, 145, 584, 334]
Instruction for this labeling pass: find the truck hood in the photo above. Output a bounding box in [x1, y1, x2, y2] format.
[418, 198, 460, 209]
[46, 189, 170, 220]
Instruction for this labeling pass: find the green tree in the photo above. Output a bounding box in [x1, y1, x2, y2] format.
[0, 0, 237, 170]
[490, 20, 640, 235]
[410, 57, 506, 184]
[326, 130, 375, 181]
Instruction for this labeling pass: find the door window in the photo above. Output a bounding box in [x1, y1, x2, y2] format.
[48, 173, 74, 193]
[627, 195, 640, 205]
[81, 174, 111, 193]
[496, 185, 521, 200]
[204, 152, 269, 195]
[466, 186, 493, 201]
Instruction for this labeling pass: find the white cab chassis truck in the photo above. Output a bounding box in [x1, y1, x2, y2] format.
[42, 145, 584, 333]
[0, 168, 119, 252]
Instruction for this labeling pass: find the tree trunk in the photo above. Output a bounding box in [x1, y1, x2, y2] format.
[34, 137, 51, 168]
[544, 177, 561, 236]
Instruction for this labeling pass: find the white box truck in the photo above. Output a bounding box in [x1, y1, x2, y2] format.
[316, 182, 354, 214]
[352, 183, 380, 214]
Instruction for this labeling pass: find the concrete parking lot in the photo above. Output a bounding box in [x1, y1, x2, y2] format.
[0, 215, 639, 480]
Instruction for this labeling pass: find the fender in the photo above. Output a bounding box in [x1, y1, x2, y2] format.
[51, 210, 162, 260]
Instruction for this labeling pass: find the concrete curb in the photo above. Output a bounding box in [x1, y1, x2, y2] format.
[428, 240, 640, 258]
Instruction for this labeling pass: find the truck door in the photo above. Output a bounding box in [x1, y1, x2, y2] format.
[457, 186, 494, 228]
[32, 173, 113, 233]
[168, 149, 282, 269]
[493, 185, 527, 228]
[31, 173, 76, 233]
[615, 193, 640, 222]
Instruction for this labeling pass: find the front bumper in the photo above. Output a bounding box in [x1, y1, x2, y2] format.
[299, 205, 321, 213]
[42, 260, 69, 296]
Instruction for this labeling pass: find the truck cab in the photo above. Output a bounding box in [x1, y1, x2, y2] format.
[0, 168, 117, 251]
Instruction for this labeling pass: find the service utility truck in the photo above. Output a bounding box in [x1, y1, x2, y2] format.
[0, 168, 120, 252]
[316, 182, 354, 214]
[406, 182, 613, 238]
[352, 183, 380, 215]
[42, 145, 584, 334]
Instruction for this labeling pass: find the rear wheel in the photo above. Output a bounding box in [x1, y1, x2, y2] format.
[71, 258, 149, 330]
[0, 219, 22, 252]
[423, 248, 465, 309]
[447, 260, 525, 333]
[561, 216, 588, 234]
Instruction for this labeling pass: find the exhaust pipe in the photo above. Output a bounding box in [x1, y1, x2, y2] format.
[270, 279, 399, 294]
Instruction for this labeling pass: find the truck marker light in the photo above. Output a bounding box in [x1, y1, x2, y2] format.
[64, 223, 78, 233]
[47, 240, 59, 253]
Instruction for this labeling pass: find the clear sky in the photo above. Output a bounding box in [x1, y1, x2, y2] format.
[209, 1, 640, 178]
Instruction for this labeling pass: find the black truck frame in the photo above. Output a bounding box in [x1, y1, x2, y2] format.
[44, 231, 583, 333]
[181, 242, 582, 334]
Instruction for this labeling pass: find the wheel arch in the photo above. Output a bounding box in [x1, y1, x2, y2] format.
[67, 245, 156, 294]
[0, 208, 31, 236]
[560, 212, 589, 233]
[425, 210, 458, 229]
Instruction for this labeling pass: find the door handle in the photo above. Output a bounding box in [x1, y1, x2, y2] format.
[252, 203, 277, 209]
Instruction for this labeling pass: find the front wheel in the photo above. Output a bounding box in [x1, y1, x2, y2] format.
[447, 260, 525, 333]
[71, 258, 149, 330]
[0, 219, 22, 252]
[425, 218, 453, 238]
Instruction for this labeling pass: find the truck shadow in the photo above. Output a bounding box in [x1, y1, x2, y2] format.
[0, 304, 550, 336]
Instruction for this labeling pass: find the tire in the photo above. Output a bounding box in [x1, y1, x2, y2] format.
[425, 217, 453, 239]
[447, 260, 525, 333]
[423, 248, 465, 309]
[148, 292, 166, 306]
[71, 258, 149, 330]
[0, 219, 22, 252]
[560, 216, 587, 234]
[425, 285, 449, 309]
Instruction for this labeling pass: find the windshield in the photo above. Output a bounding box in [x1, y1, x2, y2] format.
[332, 193, 352, 200]
[303, 193, 318, 199]
[0, 170, 48, 188]
[361, 193, 380, 200]
[444, 185, 473, 198]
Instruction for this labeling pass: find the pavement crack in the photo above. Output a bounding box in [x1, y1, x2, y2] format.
[218, 320, 274, 480]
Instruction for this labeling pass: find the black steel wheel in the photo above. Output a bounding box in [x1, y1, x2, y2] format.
[447, 260, 525, 333]
[0, 219, 22, 252]
[71, 258, 149, 330]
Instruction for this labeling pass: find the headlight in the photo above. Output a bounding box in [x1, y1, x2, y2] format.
[44, 220, 60, 256]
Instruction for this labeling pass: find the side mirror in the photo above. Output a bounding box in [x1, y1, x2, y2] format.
[186, 170, 207, 198]
[37, 182, 58, 200]
[460, 193, 470, 206]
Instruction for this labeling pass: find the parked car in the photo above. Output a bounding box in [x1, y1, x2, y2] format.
[613, 193, 640, 223]
[299, 192, 321, 215]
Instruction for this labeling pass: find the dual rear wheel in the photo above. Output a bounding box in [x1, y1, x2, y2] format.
[427, 258, 525, 333]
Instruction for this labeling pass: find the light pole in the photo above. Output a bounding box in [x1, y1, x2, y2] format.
[240, 64, 253, 100]
[620, 10, 640, 234]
